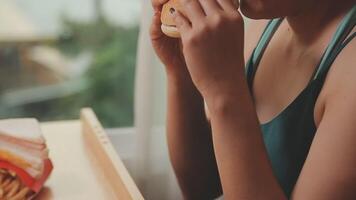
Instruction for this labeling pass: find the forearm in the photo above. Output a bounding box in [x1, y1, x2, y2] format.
[206, 76, 286, 200]
[166, 75, 222, 199]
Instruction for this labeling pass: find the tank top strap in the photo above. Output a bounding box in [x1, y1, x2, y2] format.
[246, 18, 283, 87]
[312, 5, 356, 82]
[252, 19, 283, 66]
[315, 31, 356, 83]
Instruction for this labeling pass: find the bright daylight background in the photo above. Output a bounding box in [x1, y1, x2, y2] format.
[0, 0, 180, 199]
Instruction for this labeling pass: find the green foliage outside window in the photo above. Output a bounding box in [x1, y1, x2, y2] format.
[0, 16, 139, 127]
[57, 17, 139, 127]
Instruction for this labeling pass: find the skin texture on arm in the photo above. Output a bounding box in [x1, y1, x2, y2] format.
[204, 21, 356, 200]
[166, 77, 223, 199]
[165, 9, 269, 199]
[172, 0, 356, 199]
[208, 81, 287, 200]
[152, 1, 268, 198]
[153, 0, 356, 198]
[205, 19, 268, 120]
[207, 42, 356, 199]
[173, 0, 286, 199]
[291, 38, 356, 200]
[150, 0, 223, 198]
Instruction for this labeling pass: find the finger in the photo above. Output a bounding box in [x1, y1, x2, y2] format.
[179, 0, 205, 24]
[198, 0, 222, 15]
[150, 11, 165, 40]
[151, 0, 169, 11]
[217, 0, 239, 12]
[173, 11, 191, 38]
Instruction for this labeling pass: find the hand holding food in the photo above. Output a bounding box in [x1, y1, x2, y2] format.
[171, 0, 245, 99]
[161, 0, 239, 38]
[150, 0, 193, 82]
[0, 119, 53, 200]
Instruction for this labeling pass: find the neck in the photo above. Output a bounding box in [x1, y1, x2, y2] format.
[286, 0, 354, 45]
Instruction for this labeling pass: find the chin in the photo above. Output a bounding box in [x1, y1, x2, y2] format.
[239, 0, 289, 19]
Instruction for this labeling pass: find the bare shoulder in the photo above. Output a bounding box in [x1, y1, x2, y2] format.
[321, 33, 356, 104]
[315, 31, 356, 125]
[244, 19, 269, 63]
[292, 34, 356, 200]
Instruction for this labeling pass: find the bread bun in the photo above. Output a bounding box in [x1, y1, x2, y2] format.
[161, 0, 239, 38]
[161, 0, 185, 38]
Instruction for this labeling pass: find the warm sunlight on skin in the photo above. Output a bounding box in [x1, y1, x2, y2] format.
[150, 0, 356, 199]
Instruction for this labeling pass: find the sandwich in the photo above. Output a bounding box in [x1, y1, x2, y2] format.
[0, 119, 53, 200]
[161, 0, 239, 38]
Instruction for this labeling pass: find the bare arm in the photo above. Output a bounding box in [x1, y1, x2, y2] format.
[291, 38, 356, 199]
[206, 76, 286, 200]
[166, 0, 356, 197]
[207, 37, 356, 199]
[149, 1, 222, 196]
[167, 19, 268, 199]
[166, 74, 222, 199]
[151, 0, 269, 196]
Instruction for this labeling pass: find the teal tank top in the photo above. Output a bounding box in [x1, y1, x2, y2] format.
[245, 6, 356, 197]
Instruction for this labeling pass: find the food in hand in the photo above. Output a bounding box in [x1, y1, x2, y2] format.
[0, 119, 53, 200]
[161, 0, 239, 38]
[161, 0, 185, 38]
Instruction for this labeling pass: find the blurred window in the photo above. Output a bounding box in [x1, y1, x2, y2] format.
[0, 0, 141, 127]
